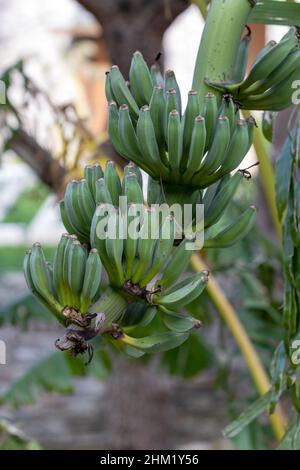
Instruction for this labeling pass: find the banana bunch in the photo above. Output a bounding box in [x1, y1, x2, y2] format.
[208, 27, 300, 111]
[24, 235, 105, 317]
[60, 161, 144, 244]
[107, 51, 254, 191]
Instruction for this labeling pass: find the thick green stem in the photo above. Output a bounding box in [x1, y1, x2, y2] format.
[89, 287, 127, 326]
[192, 0, 254, 102]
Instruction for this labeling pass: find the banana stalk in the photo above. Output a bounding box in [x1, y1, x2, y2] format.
[192, 0, 254, 102]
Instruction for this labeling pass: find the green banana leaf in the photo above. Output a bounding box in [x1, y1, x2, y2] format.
[278, 418, 300, 450]
[223, 391, 272, 439]
[0, 420, 41, 450]
[0, 350, 111, 408]
[250, 1, 300, 26]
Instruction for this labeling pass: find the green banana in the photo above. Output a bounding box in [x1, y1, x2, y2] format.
[201, 92, 218, 150]
[164, 88, 181, 136]
[105, 209, 124, 287]
[77, 179, 95, 227]
[67, 240, 87, 309]
[153, 272, 208, 309]
[118, 103, 142, 157]
[198, 115, 230, 175]
[164, 70, 182, 116]
[124, 203, 139, 280]
[150, 63, 164, 87]
[218, 95, 237, 135]
[107, 65, 139, 119]
[63, 180, 89, 241]
[136, 105, 169, 178]
[204, 172, 242, 228]
[218, 119, 251, 175]
[231, 28, 299, 94]
[104, 160, 122, 206]
[149, 86, 168, 165]
[60, 200, 78, 238]
[181, 90, 201, 170]
[129, 51, 153, 106]
[95, 178, 113, 205]
[90, 204, 116, 280]
[53, 234, 69, 305]
[147, 176, 162, 205]
[29, 242, 53, 299]
[182, 115, 206, 183]
[139, 215, 175, 288]
[124, 172, 144, 205]
[233, 27, 251, 82]
[204, 206, 257, 248]
[108, 101, 129, 157]
[80, 248, 102, 314]
[157, 235, 195, 289]
[167, 109, 182, 178]
[131, 208, 157, 285]
[123, 162, 143, 191]
[84, 163, 103, 201]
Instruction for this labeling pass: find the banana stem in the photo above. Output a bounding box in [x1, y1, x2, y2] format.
[191, 253, 287, 441]
[192, 0, 254, 102]
[243, 110, 282, 240]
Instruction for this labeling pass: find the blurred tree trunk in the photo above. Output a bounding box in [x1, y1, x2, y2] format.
[76, 0, 189, 73]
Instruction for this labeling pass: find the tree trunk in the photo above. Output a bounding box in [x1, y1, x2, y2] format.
[76, 0, 189, 73]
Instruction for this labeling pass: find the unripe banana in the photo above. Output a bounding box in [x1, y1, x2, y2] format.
[164, 88, 181, 135]
[108, 101, 129, 157]
[149, 86, 169, 166]
[53, 234, 69, 305]
[218, 119, 251, 175]
[139, 215, 175, 288]
[131, 208, 157, 285]
[204, 206, 257, 248]
[124, 203, 139, 280]
[24, 248, 64, 322]
[129, 51, 153, 106]
[90, 204, 115, 280]
[84, 163, 103, 201]
[136, 105, 169, 178]
[67, 240, 87, 309]
[60, 200, 78, 238]
[150, 63, 164, 87]
[153, 272, 208, 309]
[77, 179, 95, 226]
[204, 172, 242, 228]
[104, 160, 122, 207]
[80, 248, 102, 314]
[164, 70, 182, 116]
[124, 172, 144, 205]
[167, 109, 182, 179]
[201, 92, 218, 150]
[182, 115, 206, 183]
[198, 115, 230, 175]
[181, 90, 201, 169]
[105, 209, 124, 287]
[218, 95, 237, 135]
[157, 235, 195, 289]
[147, 176, 162, 205]
[118, 104, 145, 168]
[123, 162, 143, 191]
[262, 111, 276, 143]
[107, 65, 139, 119]
[63, 180, 89, 241]
[95, 178, 113, 205]
[233, 27, 251, 82]
[29, 242, 53, 299]
[235, 28, 299, 93]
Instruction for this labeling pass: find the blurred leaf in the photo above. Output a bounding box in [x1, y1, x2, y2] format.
[0, 348, 112, 408]
[275, 132, 294, 221]
[250, 1, 300, 26]
[223, 391, 272, 439]
[0, 420, 41, 450]
[162, 334, 213, 378]
[269, 342, 287, 413]
[0, 292, 53, 329]
[278, 418, 300, 450]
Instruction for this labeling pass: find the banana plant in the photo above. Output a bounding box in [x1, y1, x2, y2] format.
[18, 0, 300, 447]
